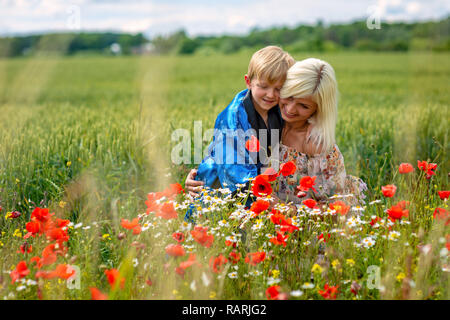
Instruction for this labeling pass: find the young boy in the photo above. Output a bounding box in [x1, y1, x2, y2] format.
[185, 46, 294, 197]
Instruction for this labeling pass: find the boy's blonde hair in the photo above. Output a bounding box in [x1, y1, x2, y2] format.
[280, 58, 338, 154]
[248, 46, 295, 84]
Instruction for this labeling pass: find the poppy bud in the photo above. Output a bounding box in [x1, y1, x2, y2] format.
[11, 211, 21, 219]
[351, 281, 361, 295]
[296, 191, 307, 198]
[117, 232, 126, 240]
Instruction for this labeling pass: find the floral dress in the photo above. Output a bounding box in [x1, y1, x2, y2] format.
[273, 143, 368, 206]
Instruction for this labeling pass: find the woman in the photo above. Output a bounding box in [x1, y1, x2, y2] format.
[186, 58, 367, 207]
[273, 58, 367, 206]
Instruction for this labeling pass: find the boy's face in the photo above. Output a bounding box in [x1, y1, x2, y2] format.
[245, 75, 284, 113]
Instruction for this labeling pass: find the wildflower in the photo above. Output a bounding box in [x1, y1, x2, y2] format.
[351, 281, 362, 296]
[318, 284, 339, 300]
[318, 233, 330, 243]
[262, 167, 279, 182]
[417, 160, 437, 179]
[433, 208, 449, 225]
[297, 176, 317, 193]
[209, 254, 228, 273]
[156, 202, 178, 220]
[104, 269, 125, 290]
[311, 264, 323, 274]
[302, 282, 315, 289]
[388, 231, 401, 241]
[10, 261, 30, 284]
[438, 191, 450, 201]
[250, 199, 270, 216]
[279, 161, 296, 177]
[245, 135, 260, 152]
[58, 201, 67, 209]
[227, 271, 238, 279]
[165, 244, 186, 257]
[396, 272, 406, 282]
[270, 231, 289, 247]
[346, 259, 355, 267]
[229, 250, 241, 264]
[387, 204, 409, 221]
[102, 233, 111, 241]
[251, 175, 273, 197]
[18, 242, 32, 254]
[381, 184, 397, 198]
[303, 199, 317, 209]
[331, 259, 340, 269]
[245, 251, 266, 266]
[190, 226, 214, 248]
[398, 163, 414, 174]
[90, 287, 108, 300]
[266, 285, 282, 300]
[290, 290, 304, 297]
[361, 237, 376, 248]
[329, 200, 350, 215]
[172, 232, 185, 243]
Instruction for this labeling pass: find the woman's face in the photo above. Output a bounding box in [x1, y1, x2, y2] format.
[279, 95, 318, 124]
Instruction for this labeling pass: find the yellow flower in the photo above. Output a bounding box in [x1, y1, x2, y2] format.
[331, 259, 340, 269]
[172, 289, 179, 295]
[5, 212, 12, 220]
[396, 272, 406, 282]
[209, 291, 216, 299]
[13, 228, 22, 238]
[271, 270, 280, 278]
[311, 264, 323, 274]
[102, 234, 111, 241]
[0, 241, 4, 247]
[59, 201, 67, 209]
[67, 161, 72, 167]
[346, 259, 355, 267]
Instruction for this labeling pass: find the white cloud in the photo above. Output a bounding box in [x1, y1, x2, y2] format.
[0, 0, 448, 37]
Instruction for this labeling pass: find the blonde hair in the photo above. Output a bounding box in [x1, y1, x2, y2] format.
[248, 46, 295, 84]
[280, 58, 338, 154]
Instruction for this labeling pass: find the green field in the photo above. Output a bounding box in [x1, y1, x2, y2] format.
[0, 52, 448, 300]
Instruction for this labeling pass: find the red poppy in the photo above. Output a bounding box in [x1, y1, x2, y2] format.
[90, 287, 108, 300]
[19, 242, 32, 254]
[381, 184, 397, 198]
[245, 251, 266, 266]
[318, 233, 331, 243]
[121, 218, 139, 229]
[266, 285, 281, 300]
[251, 175, 273, 197]
[438, 191, 450, 201]
[245, 135, 260, 152]
[398, 163, 414, 174]
[190, 226, 214, 248]
[297, 176, 317, 193]
[417, 160, 437, 179]
[262, 167, 279, 182]
[279, 161, 296, 177]
[270, 231, 289, 247]
[172, 232, 185, 243]
[165, 244, 186, 257]
[209, 254, 228, 273]
[318, 284, 339, 300]
[11, 211, 21, 219]
[169, 183, 184, 195]
[250, 199, 270, 216]
[387, 204, 409, 221]
[228, 250, 241, 264]
[48, 264, 76, 280]
[31, 207, 52, 222]
[433, 208, 449, 226]
[302, 199, 317, 209]
[104, 269, 125, 290]
[178, 253, 199, 270]
[46, 227, 69, 243]
[369, 216, 382, 226]
[10, 261, 30, 284]
[26, 221, 41, 235]
[329, 200, 350, 216]
[395, 200, 410, 210]
[156, 202, 178, 220]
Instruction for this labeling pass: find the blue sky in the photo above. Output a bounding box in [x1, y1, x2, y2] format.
[0, 0, 449, 37]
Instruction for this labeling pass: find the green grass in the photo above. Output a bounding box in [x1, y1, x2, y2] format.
[0, 51, 448, 300]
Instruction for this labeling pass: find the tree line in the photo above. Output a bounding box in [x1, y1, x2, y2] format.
[0, 17, 448, 57]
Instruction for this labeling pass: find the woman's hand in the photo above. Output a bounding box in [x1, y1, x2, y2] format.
[185, 169, 204, 197]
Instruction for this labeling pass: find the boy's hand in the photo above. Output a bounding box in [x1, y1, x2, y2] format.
[185, 169, 204, 197]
